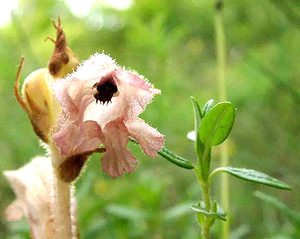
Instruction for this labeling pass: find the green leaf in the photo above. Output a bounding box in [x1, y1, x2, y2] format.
[191, 203, 227, 221]
[191, 96, 203, 121]
[129, 138, 194, 170]
[202, 99, 215, 116]
[210, 167, 292, 190]
[199, 102, 235, 146]
[158, 147, 194, 170]
[254, 191, 300, 227]
[190, 97, 205, 157]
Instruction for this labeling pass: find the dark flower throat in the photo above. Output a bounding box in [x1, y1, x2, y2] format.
[93, 75, 118, 104]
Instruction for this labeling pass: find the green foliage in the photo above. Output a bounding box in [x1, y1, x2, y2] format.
[157, 147, 194, 170]
[202, 99, 215, 117]
[188, 98, 289, 237]
[130, 138, 194, 169]
[192, 202, 226, 221]
[211, 167, 291, 190]
[191, 97, 205, 159]
[199, 102, 235, 146]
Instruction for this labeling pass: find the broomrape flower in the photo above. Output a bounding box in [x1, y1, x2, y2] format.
[4, 157, 78, 239]
[53, 53, 164, 179]
[4, 157, 55, 239]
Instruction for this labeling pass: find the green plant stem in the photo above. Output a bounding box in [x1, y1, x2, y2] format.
[202, 146, 211, 181]
[202, 182, 211, 212]
[201, 181, 212, 239]
[202, 220, 210, 239]
[195, 145, 213, 238]
[214, 1, 230, 238]
[194, 167, 212, 239]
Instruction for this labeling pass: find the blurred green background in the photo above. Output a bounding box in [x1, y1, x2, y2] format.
[0, 0, 299, 238]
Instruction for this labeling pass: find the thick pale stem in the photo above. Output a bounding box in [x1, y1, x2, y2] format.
[214, 1, 230, 238]
[49, 144, 73, 239]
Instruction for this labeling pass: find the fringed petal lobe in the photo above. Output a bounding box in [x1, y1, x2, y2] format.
[101, 120, 138, 177]
[126, 118, 164, 157]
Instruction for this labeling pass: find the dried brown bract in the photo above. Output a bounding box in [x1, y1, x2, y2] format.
[47, 17, 79, 79]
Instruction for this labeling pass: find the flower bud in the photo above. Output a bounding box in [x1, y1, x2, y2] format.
[14, 18, 79, 143]
[17, 67, 56, 143]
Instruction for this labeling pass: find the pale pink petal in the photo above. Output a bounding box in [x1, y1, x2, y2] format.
[3, 157, 55, 239]
[84, 97, 125, 128]
[126, 118, 164, 157]
[5, 199, 24, 221]
[115, 69, 157, 92]
[75, 120, 104, 153]
[53, 120, 103, 158]
[70, 53, 118, 82]
[101, 120, 138, 177]
[114, 69, 160, 119]
[53, 77, 95, 123]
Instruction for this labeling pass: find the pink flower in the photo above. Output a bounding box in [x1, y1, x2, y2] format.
[4, 157, 56, 239]
[4, 157, 78, 238]
[53, 53, 164, 178]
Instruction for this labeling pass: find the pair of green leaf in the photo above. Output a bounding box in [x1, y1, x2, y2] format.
[191, 97, 236, 181]
[191, 167, 291, 223]
[191, 98, 291, 190]
[191, 97, 235, 148]
[157, 147, 291, 190]
[192, 201, 227, 221]
[155, 98, 235, 170]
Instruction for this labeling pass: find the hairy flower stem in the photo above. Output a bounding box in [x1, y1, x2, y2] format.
[214, 1, 230, 238]
[49, 143, 73, 239]
[53, 176, 72, 239]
